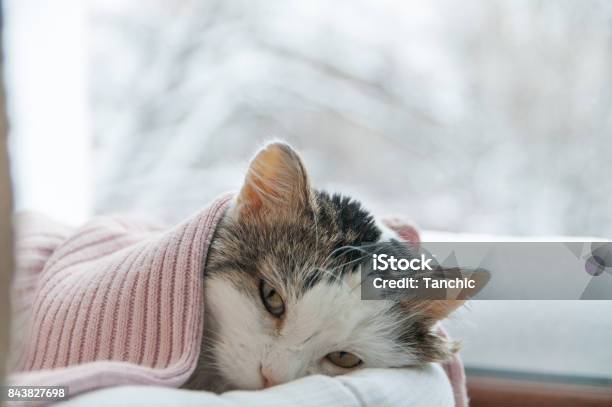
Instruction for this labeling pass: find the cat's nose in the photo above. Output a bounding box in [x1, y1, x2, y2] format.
[260, 365, 278, 389]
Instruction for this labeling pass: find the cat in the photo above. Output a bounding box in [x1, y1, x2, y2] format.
[184, 141, 481, 392]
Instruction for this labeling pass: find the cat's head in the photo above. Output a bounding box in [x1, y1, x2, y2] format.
[203, 142, 480, 390]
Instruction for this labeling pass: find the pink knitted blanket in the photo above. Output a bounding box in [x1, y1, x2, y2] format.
[8, 195, 231, 399]
[8, 195, 467, 406]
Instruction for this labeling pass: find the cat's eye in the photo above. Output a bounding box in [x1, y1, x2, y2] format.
[259, 280, 285, 317]
[326, 351, 362, 369]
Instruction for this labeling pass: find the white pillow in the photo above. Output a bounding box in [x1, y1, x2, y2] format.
[57, 364, 454, 407]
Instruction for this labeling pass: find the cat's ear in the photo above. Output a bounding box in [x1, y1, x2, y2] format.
[232, 142, 313, 218]
[406, 268, 490, 322]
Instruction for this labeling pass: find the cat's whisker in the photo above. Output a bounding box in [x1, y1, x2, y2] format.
[323, 251, 371, 274]
[312, 201, 322, 275]
[321, 242, 381, 266]
[310, 267, 351, 290]
[320, 249, 362, 271]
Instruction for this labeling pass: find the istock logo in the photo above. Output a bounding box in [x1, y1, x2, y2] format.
[372, 253, 434, 271]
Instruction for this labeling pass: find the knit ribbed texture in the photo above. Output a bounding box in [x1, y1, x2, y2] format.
[8, 195, 231, 404]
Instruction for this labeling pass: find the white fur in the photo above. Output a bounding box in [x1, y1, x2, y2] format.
[204, 269, 419, 390]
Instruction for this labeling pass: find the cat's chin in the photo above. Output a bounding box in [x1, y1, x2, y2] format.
[217, 369, 266, 392]
[182, 367, 240, 393]
[184, 357, 264, 392]
[204, 379, 239, 393]
[201, 375, 263, 393]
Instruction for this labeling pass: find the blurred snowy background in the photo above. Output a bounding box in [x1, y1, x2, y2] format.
[4, 0, 612, 382]
[87, 0, 612, 236]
